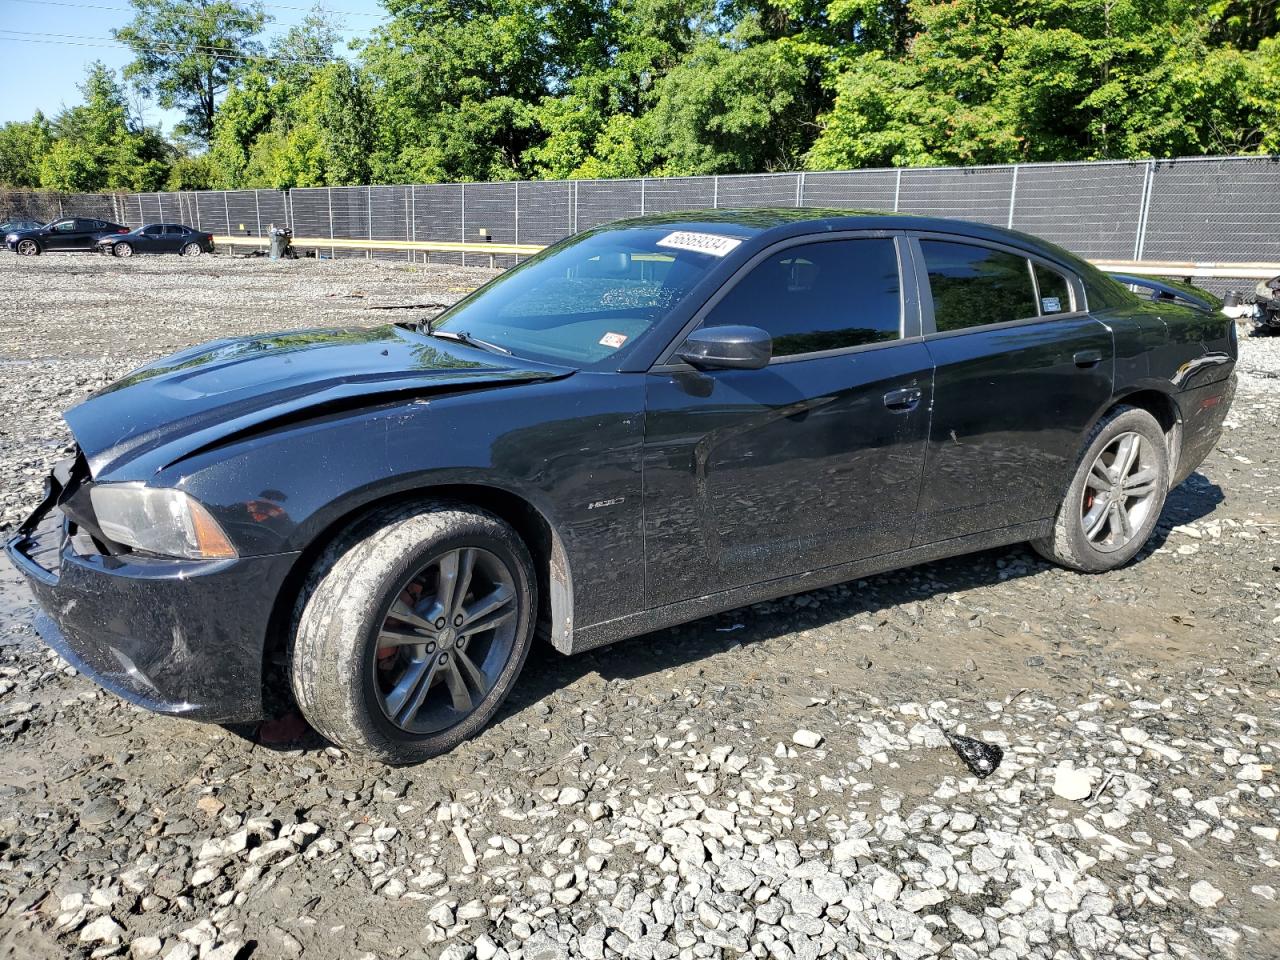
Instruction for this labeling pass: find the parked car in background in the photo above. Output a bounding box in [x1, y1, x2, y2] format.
[0, 219, 43, 239]
[6, 217, 130, 255]
[97, 223, 215, 258]
[7, 210, 1238, 763]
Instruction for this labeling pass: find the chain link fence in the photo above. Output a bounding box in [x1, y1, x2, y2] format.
[4, 155, 1278, 269]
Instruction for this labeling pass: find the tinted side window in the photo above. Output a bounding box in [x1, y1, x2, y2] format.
[143, 225, 164, 236]
[921, 240, 1037, 331]
[53, 220, 76, 232]
[1034, 264, 1072, 314]
[703, 238, 901, 357]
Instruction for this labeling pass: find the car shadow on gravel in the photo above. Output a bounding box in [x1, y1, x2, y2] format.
[241, 472, 1223, 755]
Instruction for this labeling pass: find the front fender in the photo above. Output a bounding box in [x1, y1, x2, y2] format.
[156, 373, 647, 637]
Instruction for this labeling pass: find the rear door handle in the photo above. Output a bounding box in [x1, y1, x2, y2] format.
[883, 387, 922, 412]
[1074, 349, 1103, 367]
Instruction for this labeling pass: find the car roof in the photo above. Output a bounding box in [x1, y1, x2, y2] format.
[607, 208, 1091, 273]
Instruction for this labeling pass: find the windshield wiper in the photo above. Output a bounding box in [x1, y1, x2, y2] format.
[428, 329, 512, 356]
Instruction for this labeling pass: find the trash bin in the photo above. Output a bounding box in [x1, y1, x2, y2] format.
[269, 227, 293, 260]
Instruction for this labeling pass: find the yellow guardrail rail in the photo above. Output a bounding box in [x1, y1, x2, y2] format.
[213, 235, 1277, 281]
[1091, 260, 1280, 281]
[214, 235, 544, 258]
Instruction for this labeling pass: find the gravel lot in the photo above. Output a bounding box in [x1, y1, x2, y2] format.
[0, 253, 1277, 960]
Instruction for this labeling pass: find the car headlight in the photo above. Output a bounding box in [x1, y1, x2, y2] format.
[5, 233, 16, 242]
[89, 484, 237, 559]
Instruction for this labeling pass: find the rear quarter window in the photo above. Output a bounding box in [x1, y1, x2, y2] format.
[1034, 264, 1073, 314]
[920, 240, 1038, 331]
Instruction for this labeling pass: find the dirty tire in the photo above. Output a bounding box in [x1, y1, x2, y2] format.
[290, 501, 536, 764]
[1032, 405, 1170, 573]
[113, 242, 133, 258]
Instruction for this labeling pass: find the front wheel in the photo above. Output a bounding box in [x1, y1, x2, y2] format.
[290, 501, 536, 763]
[16, 239, 39, 256]
[181, 242, 202, 257]
[1033, 405, 1170, 572]
[113, 242, 133, 258]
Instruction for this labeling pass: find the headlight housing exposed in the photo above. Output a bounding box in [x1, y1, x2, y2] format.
[89, 484, 237, 559]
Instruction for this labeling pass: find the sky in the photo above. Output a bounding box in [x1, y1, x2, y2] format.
[0, 0, 387, 132]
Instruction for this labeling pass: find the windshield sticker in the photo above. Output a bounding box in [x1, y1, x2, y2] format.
[599, 332, 629, 349]
[1041, 296, 1063, 313]
[656, 231, 742, 257]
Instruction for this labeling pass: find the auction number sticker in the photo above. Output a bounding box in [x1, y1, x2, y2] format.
[656, 231, 743, 257]
[599, 332, 629, 348]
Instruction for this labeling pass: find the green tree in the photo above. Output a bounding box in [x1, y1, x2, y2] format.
[38, 63, 172, 191]
[647, 29, 816, 174]
[361, 0, 553, 182]
[809, 0, 1280, 168]
[0, 114, 53, 188]
[523, 0, 713, 178]
[115, 0, 267, 142]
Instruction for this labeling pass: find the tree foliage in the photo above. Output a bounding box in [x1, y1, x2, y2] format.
[1, 0, 1278, 191]
[114, 0, 267, 142]
[0, 63, 172, 192]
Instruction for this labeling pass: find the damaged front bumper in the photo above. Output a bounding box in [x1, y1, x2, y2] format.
[6, 456, 298, 723]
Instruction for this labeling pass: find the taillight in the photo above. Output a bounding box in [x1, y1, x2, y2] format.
[117, 228, 128, 234]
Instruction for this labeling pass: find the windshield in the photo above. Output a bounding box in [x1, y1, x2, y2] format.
[431, 226, 740, 367]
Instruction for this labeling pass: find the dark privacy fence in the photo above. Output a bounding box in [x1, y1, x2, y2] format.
[3, 155, 1277, 268]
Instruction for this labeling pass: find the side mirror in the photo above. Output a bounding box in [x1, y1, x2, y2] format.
[677, 325, 772, 371]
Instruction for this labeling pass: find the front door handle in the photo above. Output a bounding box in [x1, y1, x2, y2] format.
[883, 387, 922, 412]
[1074, 349, 1103, 367]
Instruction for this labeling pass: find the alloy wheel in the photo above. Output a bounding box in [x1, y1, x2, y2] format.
[1079, 431, 1160, 553]
[114, 243, 133, 258]
[16, 240, 37, 256]
[183, 242, 202, 257]
[372, 546, 519, 734]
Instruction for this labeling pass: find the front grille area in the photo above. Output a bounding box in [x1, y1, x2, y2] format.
[10, 449, 92, 578]
[20, 503, 66, 576]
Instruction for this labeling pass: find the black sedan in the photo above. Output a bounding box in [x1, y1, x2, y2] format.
[7, 210, 1237, 763]
[98, 223, 215, 258]
[6, 217, 130, 255]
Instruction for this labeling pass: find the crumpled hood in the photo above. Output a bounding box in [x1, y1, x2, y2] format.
[66, 324, 571, 478]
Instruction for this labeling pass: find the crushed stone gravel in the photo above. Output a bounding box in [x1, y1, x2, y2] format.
[0, 252, 1277, 960]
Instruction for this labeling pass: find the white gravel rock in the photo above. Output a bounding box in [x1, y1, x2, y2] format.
[1052, 761, 1096, 801]
[791, 729, 824, 748]
[1190, 880, 1225, 908]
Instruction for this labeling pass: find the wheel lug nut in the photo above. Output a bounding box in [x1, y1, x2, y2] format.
[456, 638, 464, 648]
[439, 652, 448, 663]
[434, 617, 446, 629]
[454, 614, 464, 627]
[426, 642, 435, 653]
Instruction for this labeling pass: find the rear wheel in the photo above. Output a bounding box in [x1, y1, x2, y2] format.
[290, 501, 536, 763]
[1033, 405, 1170, 572]
[181, 242, 202, 257]
[16, 239, 39, 256]
[113, 242, 133, 258]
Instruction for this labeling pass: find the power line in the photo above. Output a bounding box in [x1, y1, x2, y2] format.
[4, 0, 273, 27]
[0, 28, 346, 63]
[2, 0, 386, 19]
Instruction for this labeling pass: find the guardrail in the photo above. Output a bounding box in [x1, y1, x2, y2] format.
[215, 234, 543, 265]
[215, 235, 1278, 282]
[1091, 260, 1279, 281]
